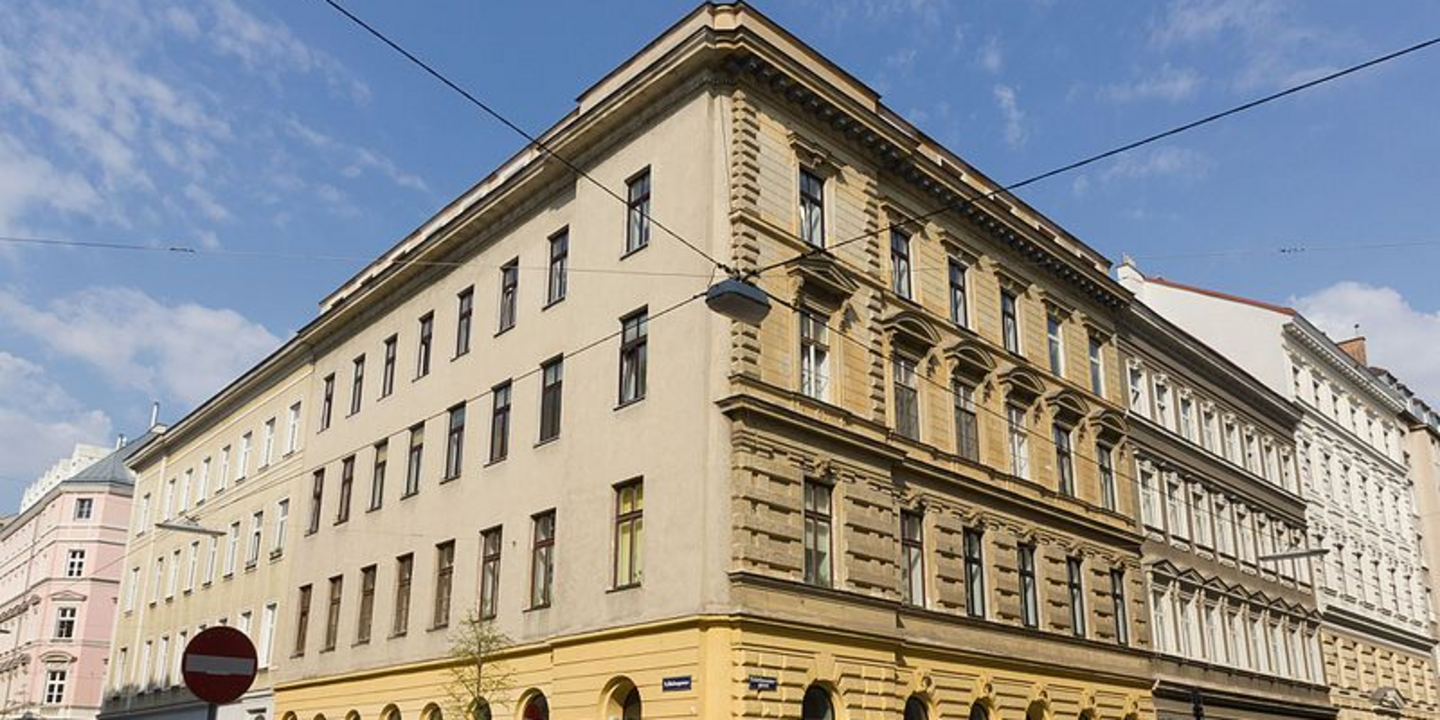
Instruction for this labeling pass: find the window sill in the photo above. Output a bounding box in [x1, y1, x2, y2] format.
[614, 397, 646, 412]
[607, 583, 641, 594]
[534, 436, 559, 449]
[353, 638, 371, 647]
[389, 631, 408, 640]
[542, 296, 565, 311]
[524, 603, 552, 613]
[453, 349, 471, 362]
[334, 518, 350, 527]
[270, 549, 284, 561]
[484, 457, 508, 468]
[428, 623, 449, 633]
[494, 325, 515, 338]
[366, 505, 382, 514]
[400, 491, 418, 501]
[619, 244, 648, 261]
[440, 474, 460, 485]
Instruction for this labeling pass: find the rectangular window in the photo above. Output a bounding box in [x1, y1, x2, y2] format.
[393, 554, 413, 636]
[274, 499, 289, 556]
[901, 511, 925, 607]
[1097, 443, 1116, 511]
[619, 309, 648, 404]
[237, 433, 251, 481]
[1008, 405, 1030, 479]
[490, 382, 512, 462]
[433, 541, 455, 628]
[246, 510, 263, 567]
[948, 258, 968, 327]
[1019, 544, 1039, 628]
[890, 229, 912, 299]
[799, 309, 830, 401]
[294, 584, 312, 656]
[480, 527, 502, 620]
[44, 670, 66, 705]
[417, 312, 434, 377]
[1179, 396, 1194, 441]
[350, 355, 365, 415]
[1047, 313, 1064, 376]
[456, 286, 474, 356]
[445, 405, 466, 480]
[125, 567, 138, 611]
[1088, 335, 1105, 395]
[167, 549, 180, 597]
[539, 358, 563, 442]
[205, 536, 217, 584]
[1112, 570, 1129, 646]
[530, 511, 556, 609]
[65, 549, 86, 578]
[357, 565, 376, 644]
[964, 529, 985, 618]
[320, 375, 334, 431]
[308, 470, 324, 534]
[264, 417, 279, 466]
[337, 456, 354, 523]
[1140, 467, 1160, 527]
[405, 424, 424, 496]
[370, 441, 387, 510]
[1001, 290, 1021, 354]
[54, 606, 77, 639]
[626, 169, 652, 253]
[498, 259, 518, 332]
[198, 458, 210, 503]
[547, 229, 568, 304]
[1067, 557, 1086, 637]
[798, 169, 825, 247]
[382, 335, 397, 397]
[224, 522, 239, 576]
[259, 603, 277, 668]
[614, 481, 644, 588]
[1054, 424, 1075, 496]
[286, 402, 302, 454]
[323, 576, 342, 651]
[893, 355, 920, 440]
[151, 557, 163, 604]
[954, 381, 980, 462]
[803, 481, 833, 587]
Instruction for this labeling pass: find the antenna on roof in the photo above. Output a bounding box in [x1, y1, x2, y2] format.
[150, 401, 161, 429]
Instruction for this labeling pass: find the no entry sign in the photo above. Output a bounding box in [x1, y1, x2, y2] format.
[182, 626, 258, 705]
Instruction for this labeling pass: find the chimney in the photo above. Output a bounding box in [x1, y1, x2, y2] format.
[1337, 336, 1368, 367]
[150, 401, 161, 429]
[115, 434, 127, 450]
[1116, 254, 1145, 293]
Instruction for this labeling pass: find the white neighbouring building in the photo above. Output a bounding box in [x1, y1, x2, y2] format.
[1119, 263, 1439, 720]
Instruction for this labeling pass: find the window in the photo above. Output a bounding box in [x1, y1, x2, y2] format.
[1097, 443, 1116, 511]
[204, 536, 218, 584]
[948, 258, 968, 327]
[167, 549, 180, 597]
[445, 405, 466, 480]
[618, 309, 648, 404]
[237, 432, 252, 482]
[1001, 290, 1021, 354]
[151, 557, 163, 604]
[323, 576, 342, 651]
[490, 382, 512, 462]
[54, 606, 77, 639]
[798, 169, 825, 247]
[294, 584, 312, 655]
[456, 287, 474, 356]
[890, 229, 912, 299]
[337, 457, 354, 523]
[287, 402, 302, 454]
[1179, 396, 1194, 441]
[320, 375, 335, 431]
[382, 335, 397, 397]
[901, 511, 925, 607]
[357, 565, 376, 644]
[434, 541, 455, 628]
[799, 309, 830, 401]
[406, 320, 436, 390]
[1067, 557, 1086, 637]
[539, 358, 563, 442]
[217, 446, 231, 493]
[393, 554, 413, 636]
[1007, 405, 1029, 479]
[247, 510, 264, 567]
[164, 478, 176, 520]
[893, 355, 920, 440]
[530, 511, 556, 608]
[1053, 424, 1075, 496]
[626, 169, 651, 253]
[954, 381, 980, 462]
[480, 527, 502, 620]
[370, 441, 387, 510]
[803, 480, 833, 587]
[125, 566, 138, 611]
[963, 529, 985, 617]
[905, 697, 929, 720]
[1111, 570, 1129, 646]
[1018, 544, 1039, 628]
[498, 260, 518, 332]
[65, 549, 85, 577]
[349, 356, 365, 415]
[1166, 479, 1188, 539]
[44, 670, 66, 705]
[259, 603, 277, 668]
[405, 424, 424, 496]
[198, 458, 211, 503]
[224, 522, 240, 576]
[75, 497, 94, 520]
[274, 499, 289, 556]
[802, 685, 833, 720]
[1046, 313, 1064, 376]
[157, 635, 170, 688]
[614, 481, 644, 588]
[547, 229, 568, 304]
[1088, 336, 1105, 395]
[308, 470, 324, 534]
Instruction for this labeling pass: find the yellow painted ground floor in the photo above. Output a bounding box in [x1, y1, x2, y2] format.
[275, 615, 1157, 720]
[1320, 624, 1439, 720]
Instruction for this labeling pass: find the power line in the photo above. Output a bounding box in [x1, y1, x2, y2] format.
[314, 0, 729, 275]
[748, 33, 1440, 278]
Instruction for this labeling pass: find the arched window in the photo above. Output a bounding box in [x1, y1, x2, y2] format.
[803, 685, 834, 720]
[905, 696, 930, 720]
[620, 688, 641, 720]
[604, 678, 642, 720]
[522, 694, 549, 720]
[421, 704, 442, 720]
[971, 703, 990, 720]
[472, 701, 491, 720]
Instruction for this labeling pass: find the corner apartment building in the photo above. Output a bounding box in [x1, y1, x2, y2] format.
[100, 356, 312, 720]
[1, 437, 147, 720]
[1117, 301, 1331, 720]
[1123, 266, 1438, 720]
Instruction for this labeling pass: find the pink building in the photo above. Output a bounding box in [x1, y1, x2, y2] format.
[0, 434, 153, 720]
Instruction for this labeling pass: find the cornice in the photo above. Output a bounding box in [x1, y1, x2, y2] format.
[1285, 321, 1405, 413]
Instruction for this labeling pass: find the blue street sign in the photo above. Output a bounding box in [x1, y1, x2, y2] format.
[662, 676, 693, 692]
[748, 675, 778, 692]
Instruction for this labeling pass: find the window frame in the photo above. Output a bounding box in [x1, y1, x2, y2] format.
[963, 528, 986, 618]
[618, 309, 648, 405]
[953, 380, 980, 462]
[404, 423, 424, 497]
[1018, 543, 1039, 628]
[890, 228, 913, 299]
[798, 307, 831, 402]
[456, 286, 474, 357]
[893, 353, 920, 440]
[490, 381, 512, 463]
[370, 441, 388, 511]
[480, 527, 503, 620]
[1046, 313, 1065, 376]
[547, 228, 569, 305]
[900, 510, 925, 607]
[539, 357, 563, 442]
[1001, 290, 1021, 354]
[336, 456, 354, 524]
[498, 259, 519, 333]
[350, 355, 365, 416]
[530, 510, 556, 609]
[293, 584, 312, 656]
[417, 312, 434, 378]
[444, 404, 466, 480]
[356, 565, 376, 644]
[613, 480, 644, 589]
[381, 335, 398, 397]
[948, 258, 968, 328]
[802, 480, 833, 588]
[1053, 423, 1076, 497]
[393, 553, 414, 636]
[625, 168, 652, 254]
[1067, 556, 1087, 637]
[798, 168, 826, 248]
[433, 540, 455, 629]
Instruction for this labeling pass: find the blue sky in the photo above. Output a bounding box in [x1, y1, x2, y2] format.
[2, 0, 1438, 506]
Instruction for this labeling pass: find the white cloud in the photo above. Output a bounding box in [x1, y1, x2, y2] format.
[0, 351, 113, 487]
[0, 134, 102, 232]
[0, 287, 281, 408]
[1099, 64, 1202, 103]
[204, 0, 370, 103]
[285, 118, 429, 193]
[1150, 0, 1333, 92]
[977, 35, 1004, 74]
[992, 84, 1027, 149]
[1101, 146, 1212, 182]
[1293, 282, 1440, 404]
[184, 183, 231, 222]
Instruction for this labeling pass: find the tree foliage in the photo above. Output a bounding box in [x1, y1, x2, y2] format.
[443, 609, 513, 720]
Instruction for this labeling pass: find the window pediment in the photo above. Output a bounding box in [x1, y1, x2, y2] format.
[947, 339, 997, 380]
[789, 254, 858, 308]
[999, 366, 1046, 404]
[1088, 408, 1127, 443]
[883, 308, 942, 354]
[789, 131, 840, 175]
[1045, 389, 1090, 425]
[39, 650, 76, 666]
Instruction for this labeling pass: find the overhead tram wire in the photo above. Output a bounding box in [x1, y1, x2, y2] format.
[746, 33, 1440, 279]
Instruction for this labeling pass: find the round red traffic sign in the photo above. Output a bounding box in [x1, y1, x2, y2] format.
[182, 626, 258, 704]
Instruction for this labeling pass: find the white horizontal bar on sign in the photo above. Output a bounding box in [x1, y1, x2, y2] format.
[185, 654, 257, 676]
